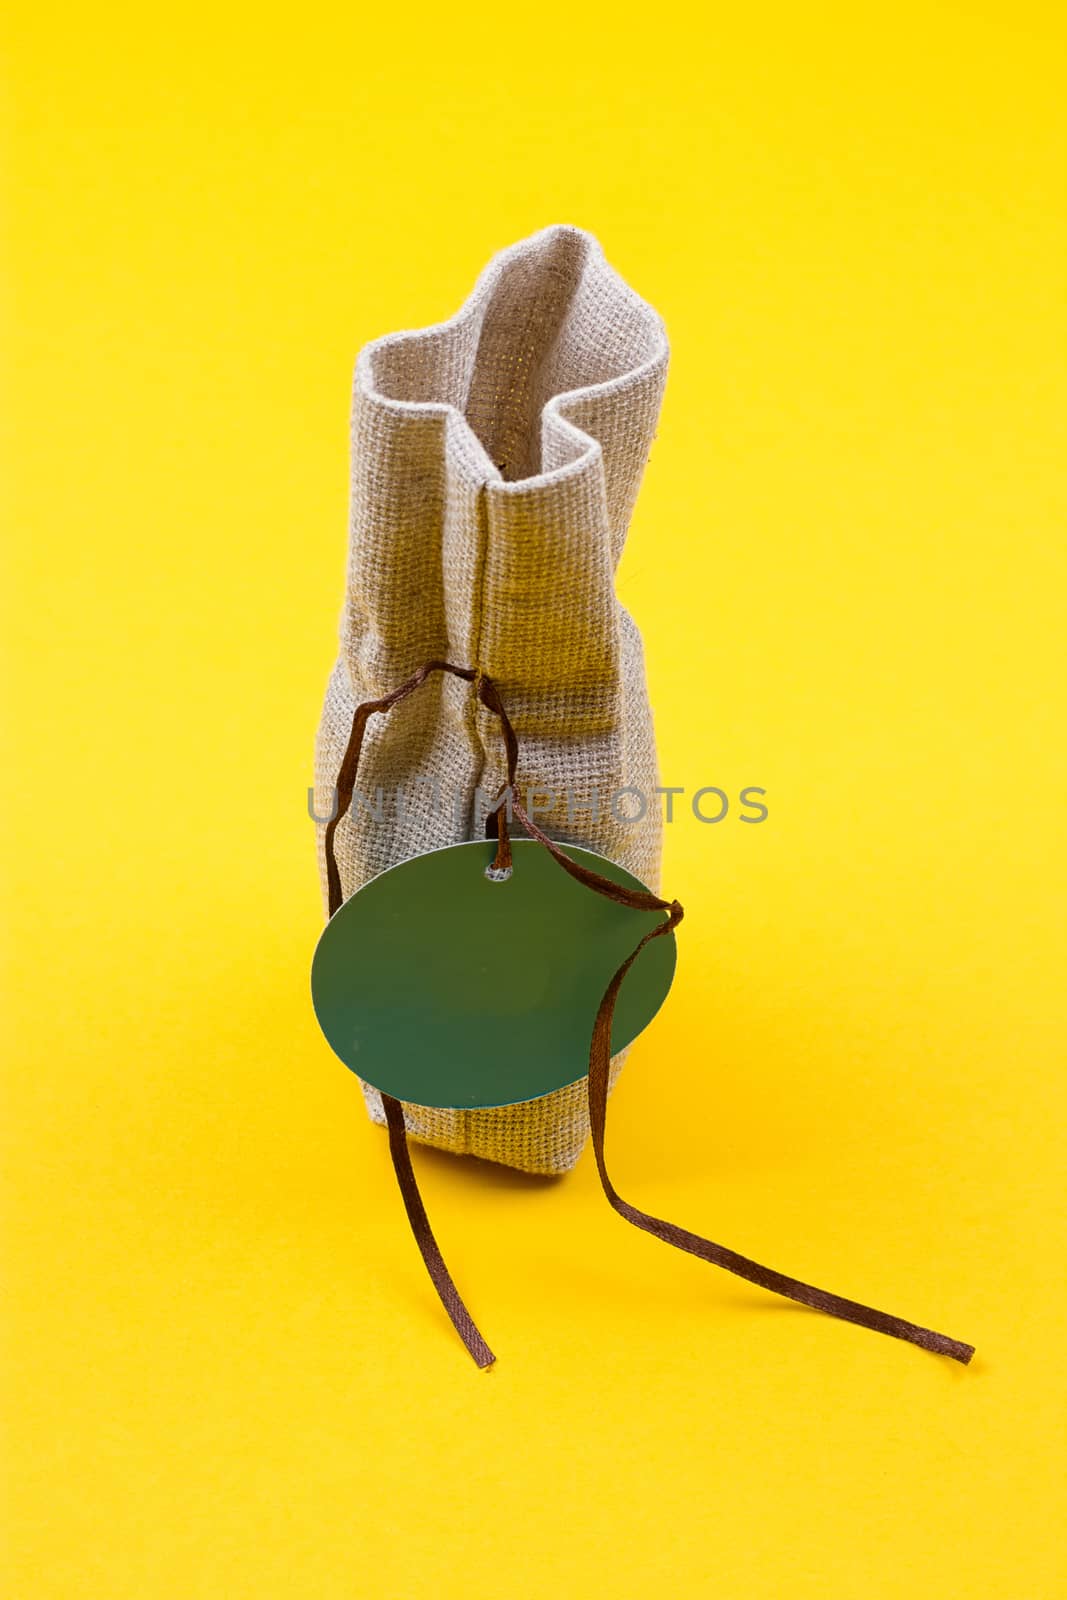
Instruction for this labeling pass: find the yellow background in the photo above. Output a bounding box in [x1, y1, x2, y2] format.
[3, 3, 1065, 1595]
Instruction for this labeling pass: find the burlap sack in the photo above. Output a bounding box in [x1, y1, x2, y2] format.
[314, 224, 669, 1174]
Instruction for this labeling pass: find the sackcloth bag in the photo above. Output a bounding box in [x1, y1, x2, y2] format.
[313, 224, 668, 1174]
[311, 228, 975, 1370]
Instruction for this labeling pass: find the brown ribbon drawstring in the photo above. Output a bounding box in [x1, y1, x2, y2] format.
[324, 662, 974, 1369]
[381, 1090, 496, 1369]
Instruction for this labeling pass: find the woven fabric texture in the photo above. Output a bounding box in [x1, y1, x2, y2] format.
[314, 224, 668, 1174]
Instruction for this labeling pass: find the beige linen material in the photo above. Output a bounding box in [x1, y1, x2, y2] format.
[314, 224, 669, 1174]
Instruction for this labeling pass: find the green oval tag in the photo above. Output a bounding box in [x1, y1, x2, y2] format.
[311, 839, 677, 1109]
